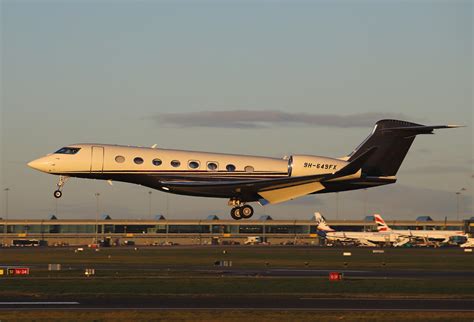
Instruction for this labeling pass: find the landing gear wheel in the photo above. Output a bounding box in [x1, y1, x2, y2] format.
[53, 175, 69, 199]
[240, 205, 254, 219]
[230, 207, 242, 220]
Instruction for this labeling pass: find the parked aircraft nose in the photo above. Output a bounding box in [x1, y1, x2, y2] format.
[27, 157, 53, 173]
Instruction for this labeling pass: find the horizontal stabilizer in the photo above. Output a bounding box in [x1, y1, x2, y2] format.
[382, 124, 464, 134]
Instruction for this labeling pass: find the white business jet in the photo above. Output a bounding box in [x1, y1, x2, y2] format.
[27, 119, 460, 220]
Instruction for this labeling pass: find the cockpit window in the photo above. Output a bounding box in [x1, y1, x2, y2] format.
[55, 147, 81, 154]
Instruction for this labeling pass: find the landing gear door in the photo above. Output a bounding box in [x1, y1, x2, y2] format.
[91, 146, 104, 173]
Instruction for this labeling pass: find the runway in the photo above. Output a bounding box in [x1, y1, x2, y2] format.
[5, 263, 473, 279]
[214, 268, 474, 278]
[1, 296, 473, 311]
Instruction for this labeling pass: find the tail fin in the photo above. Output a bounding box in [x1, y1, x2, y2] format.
[313, 212, 335, 232]
[374, 214, 392, 232]
[347, 119, 462, 177]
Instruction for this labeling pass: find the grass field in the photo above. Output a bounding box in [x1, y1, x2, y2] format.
[1, 310, 474, 322]
[0, 246, 472, 321]
[2, 276, 473, 299]
[0, 246, 472, 299]
[1, 246, 473, 270]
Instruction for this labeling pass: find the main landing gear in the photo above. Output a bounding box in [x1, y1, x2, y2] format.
[53, 175, 69, 199]
[228, 199, 254, 220]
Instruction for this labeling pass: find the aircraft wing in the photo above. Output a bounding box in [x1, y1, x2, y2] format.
[160, 147, 377, 204]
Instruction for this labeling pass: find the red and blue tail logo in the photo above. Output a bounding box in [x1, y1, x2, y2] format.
[374, 214, 391, 232]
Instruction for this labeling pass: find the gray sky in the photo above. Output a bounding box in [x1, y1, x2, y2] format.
[1, 1, 472, 221]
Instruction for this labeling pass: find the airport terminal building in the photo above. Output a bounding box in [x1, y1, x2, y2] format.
[1, 215, 471, 246]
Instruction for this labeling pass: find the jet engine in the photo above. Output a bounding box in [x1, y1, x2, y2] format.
[288, 155, 349, 177]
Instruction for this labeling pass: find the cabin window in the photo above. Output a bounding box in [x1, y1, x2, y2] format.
[55, 147, 81, 155]
[134, 157, 144, 165]
[188, 161, 200, 169]
[152, 159, 162, 166]
[115, 156, 125, 163]
[226, 164, 236, 172]
[207, 162, 218, 171]
[244, 166, 254, 172]
[171, 160, 181, 167]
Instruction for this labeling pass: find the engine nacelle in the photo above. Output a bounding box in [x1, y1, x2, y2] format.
[289, 155, 349, 177]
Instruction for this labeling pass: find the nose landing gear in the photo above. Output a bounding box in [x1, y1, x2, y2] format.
[228, 199, 254, 220]
[53, 175, 69, 199]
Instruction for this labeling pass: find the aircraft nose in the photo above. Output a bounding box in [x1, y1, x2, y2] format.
[27, 157, 52, 173]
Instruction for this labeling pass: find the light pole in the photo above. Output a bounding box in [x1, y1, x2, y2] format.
[95, 193, 100, 244]
[335, 192, 339, 220]
[363, 189, 368, 218]
[148, 191, 152, 219]
[456, 192, 461, 220]
[456, 188, 467, 220]
[3, 188, 10, 246]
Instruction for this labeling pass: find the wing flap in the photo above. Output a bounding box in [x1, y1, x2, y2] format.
[258, 182, 325, 204]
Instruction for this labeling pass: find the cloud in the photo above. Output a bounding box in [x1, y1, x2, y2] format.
[153, 110, 412, 129]
[342, 184, 472, 220]
[403, 165, 472, 174]
[416, 148, 432, 155]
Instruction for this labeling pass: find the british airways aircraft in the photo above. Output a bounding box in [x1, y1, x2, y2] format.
[27, 120, 461, 220]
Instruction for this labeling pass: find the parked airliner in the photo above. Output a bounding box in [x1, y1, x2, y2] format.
[314, 212, 406, 246]
[28, 119, 461, 220]
[374, 214, 466, 243]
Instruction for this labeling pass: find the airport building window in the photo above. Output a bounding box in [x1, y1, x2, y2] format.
[226, 164, 236, 172]
[445, 226, 463, 231]
[55, 147, 81, 154]
[8, 225, 29, 233]
[212, 225, 230, 234]
[188, 161, 200, 169]
[59, 225, 95, 234]
[168, 225, 210, 234]
[49, 225, 60, 234]
[114, 225, 156, 234]
[207, 162, 218, 171]
[115, 156, 125, 163]
[239, 225, 263, 234]
[171, 160, 181, 167]
[155, 225, 167, 233]
[337, 225, 365, 232]
[152, 159, 162, 166]
[244, 166, 254, 172]
[134, 157, 144, 165]
[104, 225, 115, 234]
[309, 225, 319, 234]
[265, 225, 294, 234]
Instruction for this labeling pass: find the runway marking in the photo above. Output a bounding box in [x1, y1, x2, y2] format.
[0, 302, 79, 305]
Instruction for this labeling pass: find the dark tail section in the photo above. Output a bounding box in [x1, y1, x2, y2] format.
[348, 119, 461, 177]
